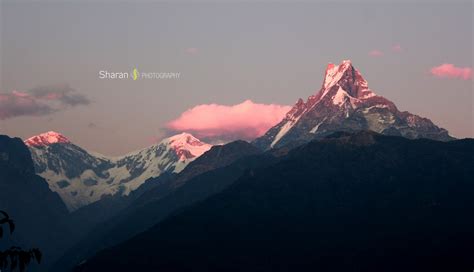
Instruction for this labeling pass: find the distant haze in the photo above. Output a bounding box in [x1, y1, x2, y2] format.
[0, 1, 472, 155]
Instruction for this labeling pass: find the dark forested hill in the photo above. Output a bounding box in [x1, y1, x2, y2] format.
[0, 135, 69, 269]
[53, 140, 266, 271]
[80, 132, 474, 272]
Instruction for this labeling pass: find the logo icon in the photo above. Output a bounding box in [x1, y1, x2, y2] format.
[132, 68, 139, 80]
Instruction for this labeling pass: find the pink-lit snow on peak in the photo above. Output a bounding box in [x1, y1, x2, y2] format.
[24, 131, 70, 147]
[322, 60, 370, 95]
[168, 132, 201, 146]
[326, 63, 335, 71]
[166, 132, 212, 161]
[323, 60, 354, 89]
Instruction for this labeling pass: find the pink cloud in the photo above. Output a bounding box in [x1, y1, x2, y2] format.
[167, 100, 291, 142]
[0, 91, 54, 119]
[0, 85, 90, 120]
[430, 64, 472, 80]
[368, 50, 384, 57]
[392, 44, 402, 52]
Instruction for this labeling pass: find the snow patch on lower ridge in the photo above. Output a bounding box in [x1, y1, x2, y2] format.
[310, 117, 327, 134]
[271, 114, 303, 148]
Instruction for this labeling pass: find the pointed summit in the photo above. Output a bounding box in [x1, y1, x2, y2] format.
[321, 59, 370, 98]
[253, 60, 453, 150]
[24, 131, 70, 147]
[323, 60, 352, 88]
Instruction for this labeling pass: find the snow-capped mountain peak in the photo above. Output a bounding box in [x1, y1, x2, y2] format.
[253, 60, 453, 150]
[125, 132, 211, 164]
[168, 132, 199, 142]
[166, 132, 211, 161]
[24, 131, 70, 147]
[25, 131, 212, 211]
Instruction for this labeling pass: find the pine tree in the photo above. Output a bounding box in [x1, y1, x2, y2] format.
[0, 211, 41, 272]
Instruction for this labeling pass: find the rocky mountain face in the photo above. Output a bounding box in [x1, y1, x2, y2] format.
[254, 60, 453, 150]
[25, 131, 212, 211]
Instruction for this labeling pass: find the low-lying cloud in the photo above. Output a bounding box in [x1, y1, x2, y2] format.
[0, 84, 90, 120]
[430, 64, 472, 80]
[167, 100, 291, 142]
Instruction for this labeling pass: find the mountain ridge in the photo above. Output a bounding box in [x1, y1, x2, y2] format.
[25, 131, 212, 211]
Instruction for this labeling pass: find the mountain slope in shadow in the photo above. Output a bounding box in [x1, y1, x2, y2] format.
[52, 140, 266, 271]
[0, 135, 69, 269]
[80, 132, 474, 272]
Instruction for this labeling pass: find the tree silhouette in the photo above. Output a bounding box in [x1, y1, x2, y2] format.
[0, 211, 41, 272]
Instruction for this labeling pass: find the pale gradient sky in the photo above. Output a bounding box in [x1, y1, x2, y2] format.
[0, 0, 472, 155]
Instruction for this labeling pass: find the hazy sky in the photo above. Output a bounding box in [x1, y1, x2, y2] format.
[1, 0, 472, 155]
